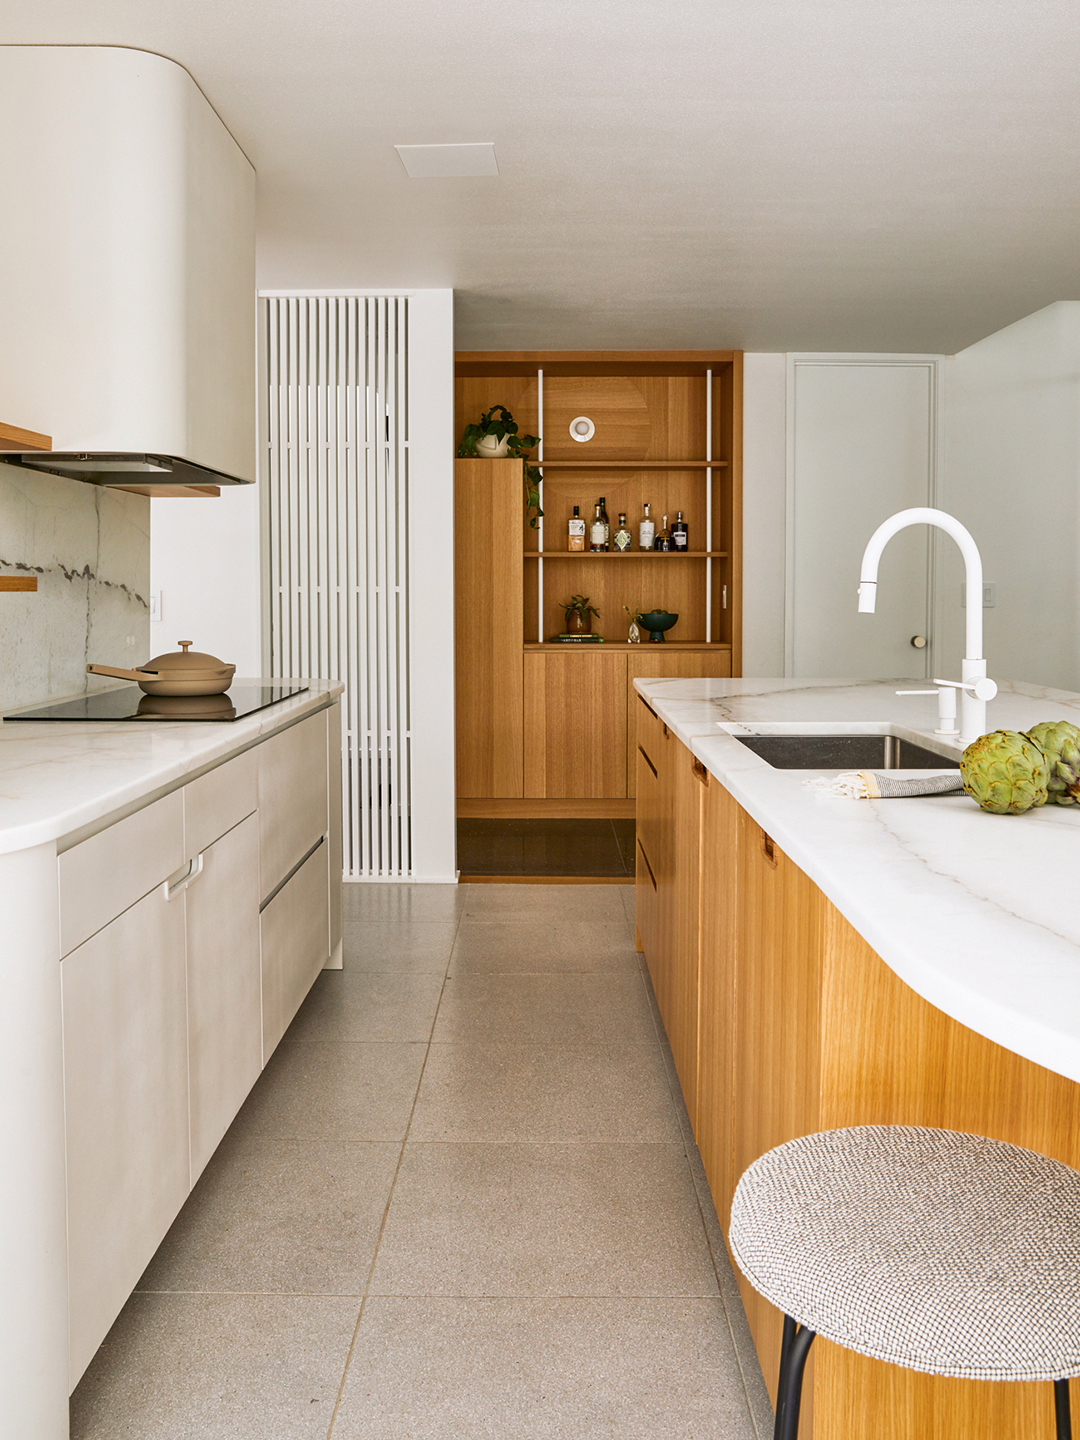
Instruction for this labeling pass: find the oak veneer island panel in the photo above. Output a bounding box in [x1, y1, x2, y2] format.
[638, 715, 1080, 1440]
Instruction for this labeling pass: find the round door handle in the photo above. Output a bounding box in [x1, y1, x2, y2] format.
[910, 635, 927, 649]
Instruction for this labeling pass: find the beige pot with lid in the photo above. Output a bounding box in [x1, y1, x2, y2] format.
[87, 641, 236, 697]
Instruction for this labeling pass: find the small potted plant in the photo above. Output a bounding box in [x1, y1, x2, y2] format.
[457, 404, 543, 528]
[623, 605, 643, 643]
[561, 594, 600, 635]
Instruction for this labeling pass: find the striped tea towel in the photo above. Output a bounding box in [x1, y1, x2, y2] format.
[807, 771, 965, 799]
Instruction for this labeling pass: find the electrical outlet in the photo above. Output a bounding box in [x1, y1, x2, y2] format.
[960, 583, 996, 608]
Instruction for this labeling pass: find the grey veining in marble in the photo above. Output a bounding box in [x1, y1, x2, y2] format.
[0, 468, 150, 710]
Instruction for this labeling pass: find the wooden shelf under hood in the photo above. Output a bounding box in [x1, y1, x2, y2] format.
[0, 426, 221, 497]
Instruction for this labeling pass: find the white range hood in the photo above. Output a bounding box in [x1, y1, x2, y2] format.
[0, 47, 256, 489]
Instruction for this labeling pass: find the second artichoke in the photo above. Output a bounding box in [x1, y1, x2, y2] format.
[1025, 720, 1080, 805]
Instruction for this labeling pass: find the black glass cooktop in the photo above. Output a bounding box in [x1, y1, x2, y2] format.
[4, 683, 309, 724]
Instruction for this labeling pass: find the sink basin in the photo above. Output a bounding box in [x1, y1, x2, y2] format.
[731, 734, 960, 770]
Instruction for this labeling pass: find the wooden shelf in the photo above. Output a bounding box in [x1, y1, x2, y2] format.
[534, 459, 728, 469]
[524, 641, 731, 651]
[0, 576, 38, 592]
[1, 420, 51, 452]
[525, 550, 728, 559]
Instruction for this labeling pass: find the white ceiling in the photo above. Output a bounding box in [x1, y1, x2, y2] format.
[5, 2, 1080, 352]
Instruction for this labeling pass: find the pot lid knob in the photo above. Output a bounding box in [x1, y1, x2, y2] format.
[179, 641, 192, 652]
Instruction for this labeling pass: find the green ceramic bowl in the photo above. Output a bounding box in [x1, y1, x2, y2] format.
[638, 610, 679, 642]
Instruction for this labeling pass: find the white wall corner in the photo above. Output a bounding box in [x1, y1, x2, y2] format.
[741, 353, 788, 676]
[406, 290, 457, 881]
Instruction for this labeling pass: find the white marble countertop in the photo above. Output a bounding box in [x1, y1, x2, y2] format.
[0, 679, 344, 855]
[633, 675, 1080, 1085]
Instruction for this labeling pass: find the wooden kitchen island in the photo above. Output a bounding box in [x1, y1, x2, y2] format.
[634, 675, 1080, 1440]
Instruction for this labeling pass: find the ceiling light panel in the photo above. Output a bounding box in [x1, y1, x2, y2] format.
[395, 143, 498, 178]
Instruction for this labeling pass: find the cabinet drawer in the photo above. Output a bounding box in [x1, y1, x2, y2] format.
[58, 790, 185, 958]
[62, 881, 190, 1386]
[184, 747, 258, 857]
[258, 709, 329, 900]
[260, 838, 330, 1061]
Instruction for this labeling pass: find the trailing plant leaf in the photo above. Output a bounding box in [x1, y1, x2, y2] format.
[457, 404, 544, 527]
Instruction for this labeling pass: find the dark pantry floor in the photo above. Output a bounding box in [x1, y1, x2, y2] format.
[457, 819, 636, 880]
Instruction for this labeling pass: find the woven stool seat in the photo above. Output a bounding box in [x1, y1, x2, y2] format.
[729, 1126, 1080, 1384]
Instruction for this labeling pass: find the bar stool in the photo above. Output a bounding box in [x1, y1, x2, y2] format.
[728, 1126, 1080, 1440]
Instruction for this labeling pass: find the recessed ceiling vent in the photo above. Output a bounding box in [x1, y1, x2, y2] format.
[394, 143, 498, 178]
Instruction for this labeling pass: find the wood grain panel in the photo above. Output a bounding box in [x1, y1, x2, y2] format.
[696, 777, 739, 1230]
[732, 814, 823, 1435]
[812, 901, 1080, 1440]
[538, 552, 708, 645]
[455, 375, 539, 455]
[542, 375, 705, 461]
[626, 650, 731, 796]
[523, 649, 627, 798]
[0, 420, 51, 450]
[455, 459, 524, 798]
[537, 470, 707, 558]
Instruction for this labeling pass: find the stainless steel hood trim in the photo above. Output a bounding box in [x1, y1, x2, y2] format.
[0, 451, 252, 486]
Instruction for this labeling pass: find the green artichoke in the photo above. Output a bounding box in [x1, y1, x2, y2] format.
[960, 729, 1049, 815]
[1024, 721, 1080, 806]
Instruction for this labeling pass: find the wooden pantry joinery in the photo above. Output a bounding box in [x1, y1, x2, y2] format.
[454, 351, 742, 816]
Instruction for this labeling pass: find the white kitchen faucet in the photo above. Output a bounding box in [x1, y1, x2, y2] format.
[857, 507, 997, 743]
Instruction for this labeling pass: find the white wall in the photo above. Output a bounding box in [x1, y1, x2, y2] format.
[0, 47, 255, 479]
[741, 353, 787, 676]
[940, 301, 1080, 692]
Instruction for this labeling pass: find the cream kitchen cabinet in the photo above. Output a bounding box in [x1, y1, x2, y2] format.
[54, 700, 340, 1393]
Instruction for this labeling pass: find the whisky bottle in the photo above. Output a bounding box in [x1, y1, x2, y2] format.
[654, 514, 672, 551]
[598, 496, 610, 550]
[639, 503, 655, 551]
[590, 503, 606, 552]
[614, 513, 632, 551]
[672, 510, 688, 551]
[568, 505, 586, 552]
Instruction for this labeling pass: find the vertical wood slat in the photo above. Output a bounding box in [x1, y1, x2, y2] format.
[263, 295, 411, 878]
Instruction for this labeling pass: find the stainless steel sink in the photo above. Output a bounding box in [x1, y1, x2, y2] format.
[730, 734, 960, 770]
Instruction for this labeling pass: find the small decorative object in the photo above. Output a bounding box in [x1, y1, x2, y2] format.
[638, 609, 678, 643]
[623, 605, 642, 643]
[1024, 720, 1080, 804]
[959, 729, 1049, 814]
[457, 405, 543, 527]
[561, 594, 599, 635]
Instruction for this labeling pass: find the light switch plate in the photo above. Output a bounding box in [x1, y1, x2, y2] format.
[960, 582, 995, 608]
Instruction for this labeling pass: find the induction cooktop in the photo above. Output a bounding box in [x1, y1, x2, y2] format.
[3, 682, 309, 723]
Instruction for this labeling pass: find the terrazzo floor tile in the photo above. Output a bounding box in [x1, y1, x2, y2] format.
[342, 919, 458, 972]
[137, 1135, 399, 1295]
[229, 1040, 426, 1142]
[370, 1142, 720, 1297]
[343, 882, 465, 925]
[288, 971, 445, 1043]
[460, 882, 629, 922]
[431, 971, 657, 1047]
[69, 1293, 358, 1440]
[332, 1297, 752, 1440]
[448, 916, 641, 973]
[411, 1042, 681, 1143]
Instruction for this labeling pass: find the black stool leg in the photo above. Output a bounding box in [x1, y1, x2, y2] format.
[774, 1314, 816, 1440]
[1055, 1379, 1072, 1440]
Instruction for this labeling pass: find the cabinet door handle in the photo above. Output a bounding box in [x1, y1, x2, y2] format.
[638, 744, 658, 780]
[164, 853, 205, 901]
[692, 757, 709, 786]
[760, 830, 778, 868]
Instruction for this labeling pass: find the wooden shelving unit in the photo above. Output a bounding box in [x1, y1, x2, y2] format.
[454, 351, 743, 816]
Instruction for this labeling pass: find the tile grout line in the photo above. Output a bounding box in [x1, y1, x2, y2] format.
[323, 891, 467, 1439]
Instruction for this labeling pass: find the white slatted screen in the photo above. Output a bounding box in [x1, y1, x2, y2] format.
[263, 295, 411, 878]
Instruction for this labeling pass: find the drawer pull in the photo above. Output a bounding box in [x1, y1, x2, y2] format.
[636, 838, 657, 891]
[692, 757, 709, 786]
[638, 744, 658, 780]
[164, 853, 204, 900]
[760, 830, 778, 868]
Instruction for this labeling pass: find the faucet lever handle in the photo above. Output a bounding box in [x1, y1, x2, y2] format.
[933, 676, 998, 702]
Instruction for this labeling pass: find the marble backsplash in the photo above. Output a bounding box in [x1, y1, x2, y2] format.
[0, 467, 150, 711]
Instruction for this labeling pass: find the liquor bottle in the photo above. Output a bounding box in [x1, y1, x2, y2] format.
[613, 513, 632, 551]
[598, 496, 610, 550]
[639, 502, 655, 551]
[672, 510, 688, 551]
[568, 505, 586, 552]
[654, 514, 672, 552]
[589, 503, 606, 552]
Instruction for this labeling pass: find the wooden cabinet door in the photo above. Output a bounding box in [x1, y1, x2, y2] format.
[185, 812, 262, 1182]
[523, 649, 628, 798]
[626, 650, 731, 797]
[634, 696, 664, 959]
[62, 882, 190, 1387]
[696, 778, 739, 1229]
[663, 741, 705, 1128]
